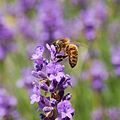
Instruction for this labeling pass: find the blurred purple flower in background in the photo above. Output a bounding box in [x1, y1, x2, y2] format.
[0, 88, 19, 119]
[0, 17, 15, 60]
[16, 67, 34, 93]
[91, 0, 108, 23]
[107, 21, 120, 44]
[64, 15, 83, 39]
[15, 0, 66, 45]
[18, 0, 39, 16]
[80, 0, 108, 41]
[16, 0, 40, 41]
[0, 1, 18, 31]
[91, 108, 103, 120]
[106, 107, 120, 120]
[90, 60, 108, 91]
[91, 107, 120, 120]
[80, 59, 108, 91]
[17, 17, 40, 41]
[111, 45, 120, 76]
[81, 9, 97, 41]
[37, 0, 65, 44]
[70, 0, 88, 9]
[30, 43, 74, 119]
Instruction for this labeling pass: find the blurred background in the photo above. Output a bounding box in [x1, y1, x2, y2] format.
[0, 0, 120, 120]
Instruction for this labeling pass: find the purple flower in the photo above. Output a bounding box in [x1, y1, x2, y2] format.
[43, 106, 54, 113]
[17, 0, 39, 18]
[57, 100, 75, 119]
[92, 107, 120, 120]
[64, 16, 83, 39]
[46, 44, 56, 60]
[90, 60, 108, 91]
[15, 0, 41, 42]
[30, 42, 74, 119]
[0, 88, 17, 119]
[81, 9, 97, 41]
[91, 108, 103, 120]
[12, 111, 25, 120]
[80, 70, 89, 80]
[106, 107, 120, 120]
[32, 45, 47, 73]
[0, 19, 15, 60]
[0, 24, 13, 40]
[80, 0, 108, 41]
[16, 0, 66, 45]
[92, 79, 104, 91]
[30, 94, 40, 104]
[90, 60, 108, 81]
[46, 62, 64, 76]
[31, 70, 47, 79]
[17, 17, 39, 41]
[114, 66, 120, 76]
[37, 0, 65, 43]
[111, 45, 120, 76]
[91, 0, 108, 22]
[0, 45, 5, 60]
[107, 21, 120, 44]
[70, 0, 88, 7]
[16, 67, 34, 93]
[30, 81, 41, 104]
[48, 72, 65, 83]
[31, 45, 44, 61]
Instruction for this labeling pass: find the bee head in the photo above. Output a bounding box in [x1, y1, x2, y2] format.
[53, 40, 61, 53]
[54, 39, 61, 44]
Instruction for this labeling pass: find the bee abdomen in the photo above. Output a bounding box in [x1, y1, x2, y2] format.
[67, 44, 78, 68]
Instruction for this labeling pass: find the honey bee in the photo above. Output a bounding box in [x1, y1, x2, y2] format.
[53, 38, 78, 68]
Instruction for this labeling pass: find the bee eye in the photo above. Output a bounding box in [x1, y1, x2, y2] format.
[57, 44, 60, 48]
[53, 43, 59, 48]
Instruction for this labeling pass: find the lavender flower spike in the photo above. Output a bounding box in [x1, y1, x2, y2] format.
[30, 42, 75, 120]
[0, 88, 23, 120]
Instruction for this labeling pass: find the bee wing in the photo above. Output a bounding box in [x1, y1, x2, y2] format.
[71, 41, 88, 49]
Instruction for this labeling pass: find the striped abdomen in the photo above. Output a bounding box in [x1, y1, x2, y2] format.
[66, 44, 78, 68]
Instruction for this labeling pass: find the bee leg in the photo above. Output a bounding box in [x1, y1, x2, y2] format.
[56, 55, 68, 58]
[57, 58, 64, 62]
[56, 55, 68, 62]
